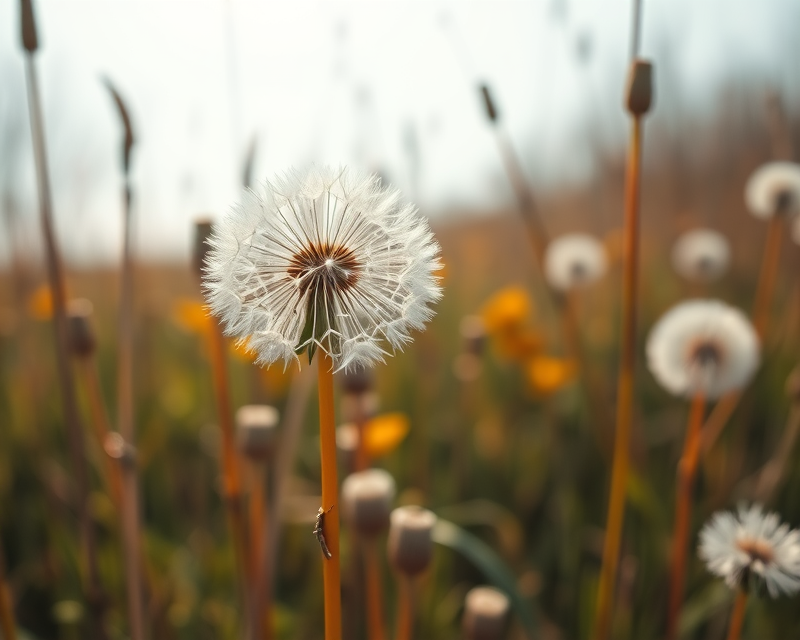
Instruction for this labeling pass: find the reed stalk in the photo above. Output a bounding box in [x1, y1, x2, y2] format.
[666, 394, 706, 640]
[753, 403, 800, 503]
[103, 77, 147, 640]
[20, 2, 107, 634]
[726, 590, 748, 640]
[318, 351, 342, 640]
[592, 48, 651, 640]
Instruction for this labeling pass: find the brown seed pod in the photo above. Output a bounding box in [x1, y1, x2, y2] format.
[235, 404, 279, 462]
[625, 58, 653, 116]
[387, 505, 436, 576]
[462, 586, 510, 640]
[341, 468, 396, 537]
[66, 298, 96, 358]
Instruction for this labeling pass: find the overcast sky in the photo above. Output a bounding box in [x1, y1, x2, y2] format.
[1, 0, 798, 264]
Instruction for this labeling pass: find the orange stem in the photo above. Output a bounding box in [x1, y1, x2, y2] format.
[318, 351, 342, 640]
[726, 590, 748, 640]
[666, 394, 706, 640]
[592, 114, 643, 640]
[394, 576, 414, 640]
[248, 463, 273, 640]
[365, 539, 386, 640]
[208, 320, 251, 621]
[0, 556, 16, 640]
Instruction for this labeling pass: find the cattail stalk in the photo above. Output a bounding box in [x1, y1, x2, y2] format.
[318, 351, 342, 640]
[666, 394, 706, 640]
[726, 590, 748, 640]
[20, 2, 107, 635]
[593, 29, 650, 636]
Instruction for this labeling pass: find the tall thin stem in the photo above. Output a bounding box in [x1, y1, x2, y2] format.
[0, 553, 16, 640]
[248, 463, 273, 640]
[666, 394, 706, 640]
[318, 351, 342, 640]
[394, 576, 414, 640]
[365, 539, 386, 640]
[726, 590, 748, 640]
[208, 320, 251, 623]
[22, 43, 107, 640]
[592, 112, 644, 640]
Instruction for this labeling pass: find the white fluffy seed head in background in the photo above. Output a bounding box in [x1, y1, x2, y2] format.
[646, 299, 759, 399]
[745, 161, 800, 219]
[699, 503, 800, 598]
[203, 166, 442, 371]
[544, 233, 608, 292]
[671, 228, 731, 283]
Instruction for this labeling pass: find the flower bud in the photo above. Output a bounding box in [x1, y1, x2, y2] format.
[625, 58, 653, 116]
[387, 506, 436, 576]
[193, 219, 213, 278]
[342, 468, 395, 537]
[462, 586, 510, 640]
[66, 299, 95, 358]
[235, 405, 279, 461]
[460, 315, 486, 356]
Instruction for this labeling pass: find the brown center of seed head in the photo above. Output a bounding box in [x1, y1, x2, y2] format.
[688, 340, 723, 369]
[287, 242, 362, 296]
[569, 260, 588, 281]
[774, 188, 795, 216]
[736, 537, 775, 566]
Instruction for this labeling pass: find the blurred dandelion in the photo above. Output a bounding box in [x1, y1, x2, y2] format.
[699, 503, 800, 597]
[204, 166, 442, 372]
[543, 233, 608, 292]
[744, 161, 800, 219]
[671, 229, 730, 283]
[646, 300, 759, 400]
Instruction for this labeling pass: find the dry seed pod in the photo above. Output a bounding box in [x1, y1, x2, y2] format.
[20, 0, 38, 52]
[66, 298, 96, 358]
[625, 58, 653, 116]
[235, 404, 279, 461]
[339, 366, 374, 396]
[341, 468, 396, 537]
[480, 85, 498, 123]
[193, 219, 213, 278]
[460, 315, 486, 356]
[462, 586, 510, 640]
[387, 505, 436, 576]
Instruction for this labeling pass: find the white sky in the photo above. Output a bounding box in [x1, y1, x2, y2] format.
[1, 0, 797, 264]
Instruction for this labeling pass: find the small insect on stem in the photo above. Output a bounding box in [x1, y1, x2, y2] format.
[314, 506, 334, 560]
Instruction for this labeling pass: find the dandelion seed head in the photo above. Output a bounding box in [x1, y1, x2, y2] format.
[671, 229, 730, 283]
[646, 299, 759, 399]
[699, 503, 800, 597]
[203, 166, 442, 371]
[745, 161, 800, 219]
[544, 234, 607, 292]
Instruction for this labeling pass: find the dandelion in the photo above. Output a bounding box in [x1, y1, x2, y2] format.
[646, 300, 759, 400]
[744, 161, 800, 219]
[544, 233, 607, 292]
[203, 166, 442, 372]
[699, 503, 800, 597]
[671, 229, 730, 283]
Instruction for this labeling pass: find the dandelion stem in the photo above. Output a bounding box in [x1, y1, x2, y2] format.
[318, 351, 342, 640]
[726, 589, 748, 640]
[701, 215, 784, 456]
[22, 40, 108, 639]
[666, 393, 706, 640]
[593, 110, 644, 640]
[248, 463, 273, 640]
[394, 576, 414, 640]
[365, 538, 386, 640]
[208, 319, 251, 625]
[754, 404, 800, 503]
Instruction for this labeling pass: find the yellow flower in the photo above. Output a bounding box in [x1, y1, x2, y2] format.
[525, 356, 577, 395]
[172, 298, 212, 336]
[494, 328, 544, 361]
[363, 412, 410, 459]
[27, 283, 55, 320]
[481, 286, 531, 334]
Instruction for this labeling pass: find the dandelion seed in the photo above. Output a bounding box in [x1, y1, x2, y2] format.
[671, 229, 730, 283]
[745, 161, 800, 219]
[699, 503, 800, 597]
[203, 167, 442, 371]
[646, 300, 759, 399]
[544, 233, 607, 292]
